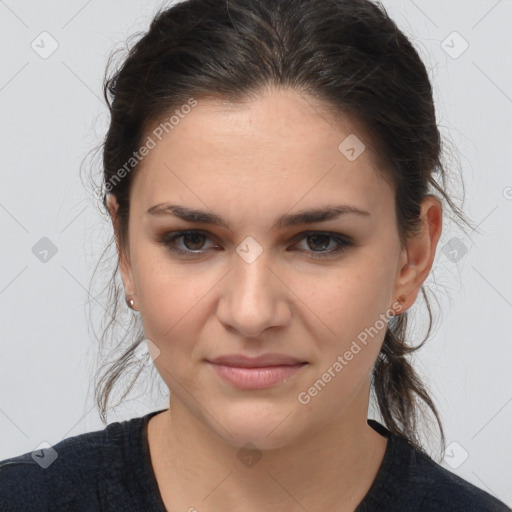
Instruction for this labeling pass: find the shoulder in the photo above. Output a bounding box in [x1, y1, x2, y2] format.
[401, 437, 510, 511]
[0, 414, 148, 512]
[363, 420, 510, 512]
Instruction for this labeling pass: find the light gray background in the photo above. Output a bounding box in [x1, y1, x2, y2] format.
[0, 0, 511, 506]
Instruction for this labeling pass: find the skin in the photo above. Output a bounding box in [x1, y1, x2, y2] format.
[108, 87, 442, 512]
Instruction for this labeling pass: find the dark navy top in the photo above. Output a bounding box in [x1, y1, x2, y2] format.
[0, 409, 509, 511]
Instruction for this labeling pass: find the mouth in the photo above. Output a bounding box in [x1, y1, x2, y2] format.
[206, 355, 308, 390]
[207, 353, 307, 368]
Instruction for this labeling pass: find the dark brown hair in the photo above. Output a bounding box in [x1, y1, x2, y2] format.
[90, 0, 475, 458]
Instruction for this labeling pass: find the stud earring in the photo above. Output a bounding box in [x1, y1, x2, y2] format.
[125, 294, 137, 310]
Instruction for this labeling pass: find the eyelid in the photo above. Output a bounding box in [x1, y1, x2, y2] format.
[157, 229, 353, 258]
[158, 228, 352, 244]
[290, 230, 353, 244]
[157, 229, 219, 249]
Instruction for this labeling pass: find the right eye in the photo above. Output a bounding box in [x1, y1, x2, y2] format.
[157, 230, 219, 257]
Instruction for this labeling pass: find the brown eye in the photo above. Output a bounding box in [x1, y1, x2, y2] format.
[157, 230, 352, 259]
[306, 234, 331, 252]
[181, 232, 207, 251]
[158, 230, 217, 256]
[293, 232, 352, 259]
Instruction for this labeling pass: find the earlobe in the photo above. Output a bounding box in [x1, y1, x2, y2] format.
[125, 293, 138, 311]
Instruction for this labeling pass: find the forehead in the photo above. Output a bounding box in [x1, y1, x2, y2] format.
[130, 88, 394, 223]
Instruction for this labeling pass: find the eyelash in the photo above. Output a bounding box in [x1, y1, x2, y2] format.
[157, 230, 352, 259]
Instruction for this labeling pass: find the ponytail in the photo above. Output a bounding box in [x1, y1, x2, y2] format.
[373, 287, 445, 457]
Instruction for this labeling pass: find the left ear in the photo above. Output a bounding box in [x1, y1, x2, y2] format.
[391, 195, 443, 314]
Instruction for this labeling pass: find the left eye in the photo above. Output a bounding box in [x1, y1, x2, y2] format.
[294, 233, 351, 257]
[157, 230, 352, 258]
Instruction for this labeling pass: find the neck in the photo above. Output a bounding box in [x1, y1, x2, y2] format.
[147, 383, 388, 512]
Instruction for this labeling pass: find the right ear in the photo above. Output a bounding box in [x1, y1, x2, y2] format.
[106, 194, 136, 296]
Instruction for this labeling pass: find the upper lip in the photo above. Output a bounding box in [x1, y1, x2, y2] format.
[207, 353, 306, 368]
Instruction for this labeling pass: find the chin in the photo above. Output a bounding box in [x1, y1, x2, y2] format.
[208, 402, 303, 450]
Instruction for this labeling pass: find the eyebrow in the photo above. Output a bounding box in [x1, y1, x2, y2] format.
[147, 203, 371, 230]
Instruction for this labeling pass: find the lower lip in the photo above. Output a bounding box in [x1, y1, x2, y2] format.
[207, 362, 307, 390]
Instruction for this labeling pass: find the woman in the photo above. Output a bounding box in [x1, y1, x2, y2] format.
[1, 0, 509, 510]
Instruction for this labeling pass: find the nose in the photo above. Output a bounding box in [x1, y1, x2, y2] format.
[216, 245, 291, 338]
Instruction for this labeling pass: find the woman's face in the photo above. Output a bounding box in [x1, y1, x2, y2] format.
[115, 87, 417, 449]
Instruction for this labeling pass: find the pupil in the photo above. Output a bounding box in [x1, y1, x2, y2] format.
[308, 234, 329, 251]
[184, 233, 204, 250]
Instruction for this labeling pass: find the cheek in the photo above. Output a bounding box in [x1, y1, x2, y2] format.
[299, 255, 395, 340]
[132, 248, 209, 351]
[294, 253, 398, 399]
[293, 262, 395, 412]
